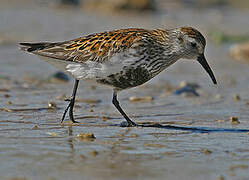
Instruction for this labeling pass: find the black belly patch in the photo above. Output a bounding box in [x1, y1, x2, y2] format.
[97, 67, 152, 90]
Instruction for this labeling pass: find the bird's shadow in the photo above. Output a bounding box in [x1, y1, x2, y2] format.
[111, 123, 249, 133]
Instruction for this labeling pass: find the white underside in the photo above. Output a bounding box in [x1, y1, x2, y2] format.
[40, 53, 137, 80]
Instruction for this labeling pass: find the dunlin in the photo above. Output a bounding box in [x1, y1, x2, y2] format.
[20, 27, 217, 127]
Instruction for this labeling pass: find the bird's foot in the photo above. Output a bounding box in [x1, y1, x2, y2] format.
[70, 118, 79, 124]
[120, 120, 138, 127]
[61, 97, 79, 123]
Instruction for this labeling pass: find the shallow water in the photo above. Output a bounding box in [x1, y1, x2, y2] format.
[1, 1, 249, 180]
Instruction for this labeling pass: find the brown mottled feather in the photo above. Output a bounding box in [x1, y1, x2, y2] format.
[19, 28, 168, 63]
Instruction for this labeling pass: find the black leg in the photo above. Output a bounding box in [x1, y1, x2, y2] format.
[112, 91, 137, 127]
[61, 79, 79, 123]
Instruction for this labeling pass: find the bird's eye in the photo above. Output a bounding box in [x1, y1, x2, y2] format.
[191, 42, 197, 48]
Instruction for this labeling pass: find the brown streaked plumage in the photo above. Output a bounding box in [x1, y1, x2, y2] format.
[19, 27, 217, 127]
[20, 28, 168, 63]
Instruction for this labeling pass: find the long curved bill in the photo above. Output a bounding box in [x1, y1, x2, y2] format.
[197, 54, 217, 84]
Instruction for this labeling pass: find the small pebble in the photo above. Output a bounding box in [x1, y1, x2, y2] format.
[7, 101, 12, 105]
[129, 133, 138, 138]
[200, 148, 212, 155]
[233, 93, 241, 101]
[102, 116, 109, 121]
[217, 119, 225, 123]
[120, 121, 130, 127]
[47, 132, 58, 136]
[48, 102, 57, 109]
[4, 94, 10, 98]
[229, 116, 240, 125]
[1, 108, 13, 112]
[32, 125, 39, 130]
[89, 150, 98, 157]
[77, 133, 96, 139]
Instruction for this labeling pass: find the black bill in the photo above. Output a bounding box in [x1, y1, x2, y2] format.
[197, 54, 217, 84]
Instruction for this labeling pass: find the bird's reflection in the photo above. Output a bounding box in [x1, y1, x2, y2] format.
[67, 125, 75, 163]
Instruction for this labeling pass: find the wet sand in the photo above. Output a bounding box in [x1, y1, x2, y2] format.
[1, 1, 249, 180]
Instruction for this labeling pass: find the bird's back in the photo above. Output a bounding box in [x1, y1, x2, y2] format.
[20, 28, 154, 61]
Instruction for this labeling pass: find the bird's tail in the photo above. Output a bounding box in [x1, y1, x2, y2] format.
[19, 42, 56, 52]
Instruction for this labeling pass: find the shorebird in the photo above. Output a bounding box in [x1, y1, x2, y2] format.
[19, 27, 217, 127]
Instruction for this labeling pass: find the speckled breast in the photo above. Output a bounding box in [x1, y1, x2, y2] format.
[97, 66, 152, 90]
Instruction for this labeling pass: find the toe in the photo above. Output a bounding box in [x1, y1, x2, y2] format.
[120, 121, 137, 127]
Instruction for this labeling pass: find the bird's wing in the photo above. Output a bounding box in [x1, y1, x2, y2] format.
[19, 28, 155, 63]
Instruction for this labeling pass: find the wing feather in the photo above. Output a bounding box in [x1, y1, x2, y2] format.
[19, 28, 154, 63]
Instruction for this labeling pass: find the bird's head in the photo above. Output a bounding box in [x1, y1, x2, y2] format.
[174, 27, 217, 84]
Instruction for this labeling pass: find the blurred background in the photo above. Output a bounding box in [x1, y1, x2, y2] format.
[1, 1, 249, 180]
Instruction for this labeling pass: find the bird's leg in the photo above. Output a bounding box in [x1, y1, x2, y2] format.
[112, 91, 137, 127]
[61, 79, 79, 123]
